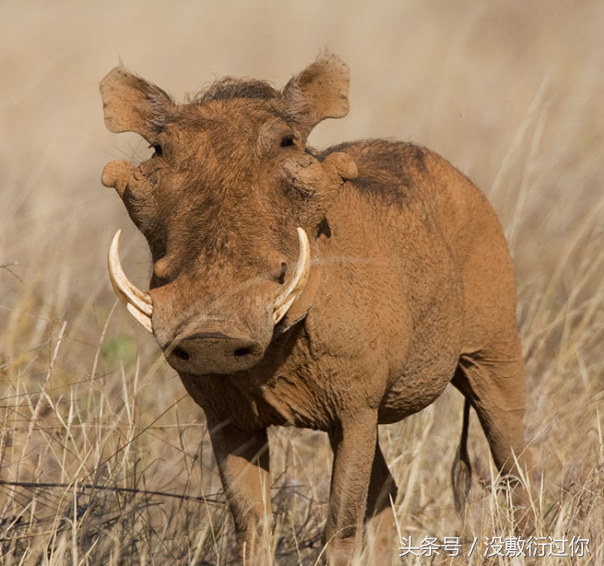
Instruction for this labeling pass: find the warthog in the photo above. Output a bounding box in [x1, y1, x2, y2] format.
[100, 54, 531, 565]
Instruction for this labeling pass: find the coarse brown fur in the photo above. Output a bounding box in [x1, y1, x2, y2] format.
[100, 54, 532, 565]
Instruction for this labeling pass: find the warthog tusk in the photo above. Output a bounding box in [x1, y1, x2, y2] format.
[273, 227, 310, 324]
[108, 230, 153, 332]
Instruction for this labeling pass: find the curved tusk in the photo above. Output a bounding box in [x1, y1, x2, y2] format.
[273, 227, 310, 324]
[273, 295, 297, 326]
[127, 303, 153, 333]
[108, 230, 153, 331]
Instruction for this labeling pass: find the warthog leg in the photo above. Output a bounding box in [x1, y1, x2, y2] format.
[206, 419, 273, 564]
[365, 439, 398, 565]
[325, 410, 378, 566]
[452, 352, 534, 532]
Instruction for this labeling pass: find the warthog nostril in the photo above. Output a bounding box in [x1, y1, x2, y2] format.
[234, 347, 254, 357]
[172, 346, 190, 361]
[163, 332, 263, 373]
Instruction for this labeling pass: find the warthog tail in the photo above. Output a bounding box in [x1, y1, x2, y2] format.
[451, 398, 472, 513]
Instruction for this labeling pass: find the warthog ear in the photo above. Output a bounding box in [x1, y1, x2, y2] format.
[100, 67, 173, 140]
[283, 53, 350, 141]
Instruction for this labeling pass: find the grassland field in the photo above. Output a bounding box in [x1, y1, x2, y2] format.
[0, 1, 602, 564]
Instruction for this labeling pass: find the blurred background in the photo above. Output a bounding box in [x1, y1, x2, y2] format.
[1, 0, 602, 563]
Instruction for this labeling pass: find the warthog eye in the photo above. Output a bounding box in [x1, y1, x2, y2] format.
[278, 262, 287, 285]
[149, 143, 163, 157]
[280, 134, 295, 148]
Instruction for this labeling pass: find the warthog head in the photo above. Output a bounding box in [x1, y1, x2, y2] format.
[101, 54, 357, 376]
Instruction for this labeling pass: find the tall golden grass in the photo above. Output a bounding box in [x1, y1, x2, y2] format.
[1, 0, 602, 564]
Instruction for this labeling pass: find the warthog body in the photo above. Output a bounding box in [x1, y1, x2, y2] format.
[100, 54, 530, 565]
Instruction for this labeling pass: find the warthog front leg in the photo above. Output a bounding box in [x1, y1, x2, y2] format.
[207, 420, 273, 565]
[326, 410, 378, 566]
[365, 439, 398, 564]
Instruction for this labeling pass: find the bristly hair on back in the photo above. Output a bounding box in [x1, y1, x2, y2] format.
[191, 78, 281, 103]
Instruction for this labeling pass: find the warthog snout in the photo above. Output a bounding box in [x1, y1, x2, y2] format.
[163, 330, 264, 374]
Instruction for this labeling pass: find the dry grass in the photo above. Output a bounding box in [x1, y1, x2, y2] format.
[1, 0, 603, 564]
